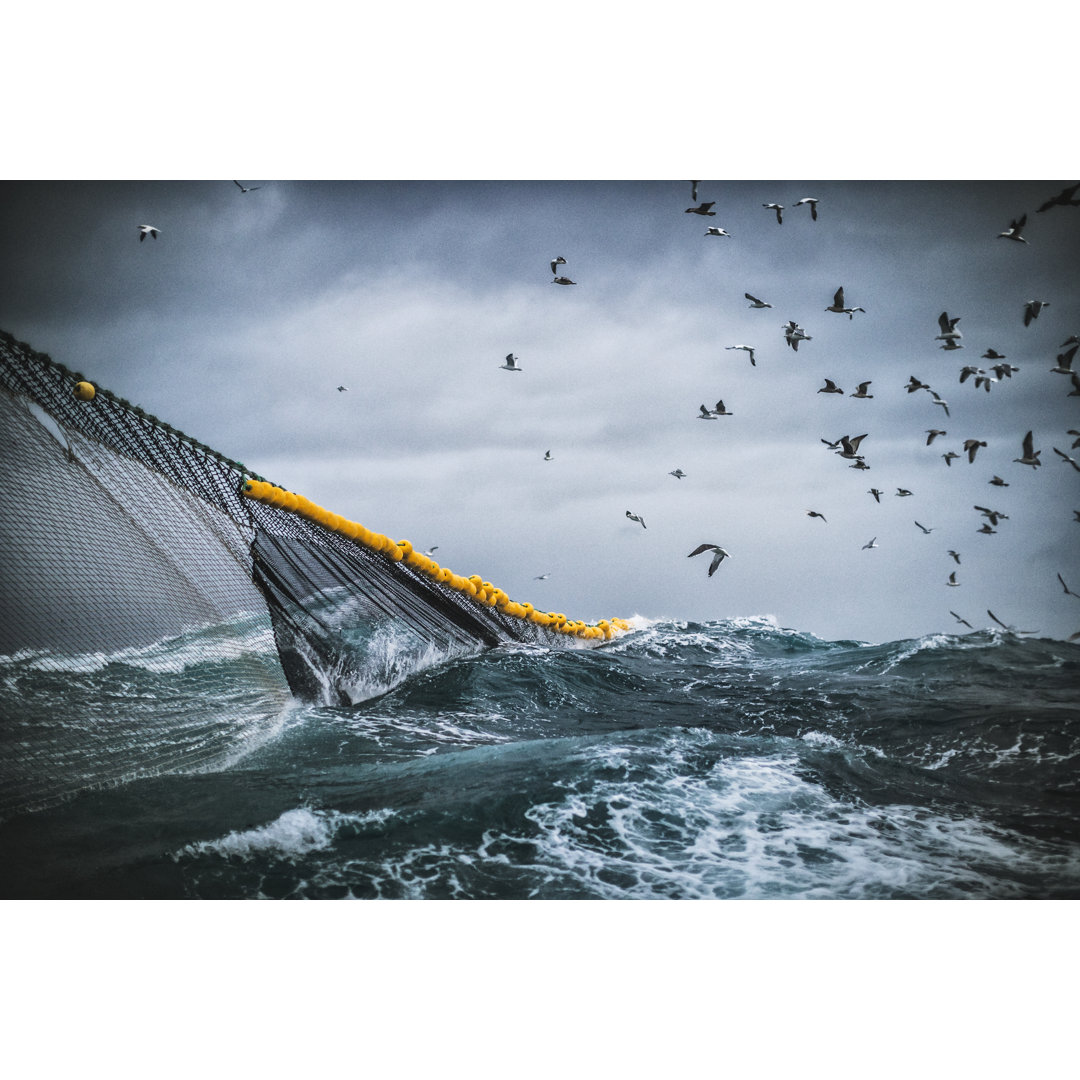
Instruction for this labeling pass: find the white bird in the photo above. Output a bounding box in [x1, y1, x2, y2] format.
[501, 353, 522, 371]
[626, 510, 647, 529]
[794, 197, 818, 220]
[930, 391, 950, 417]
[744, 293, 771, 309]
[687, 543, 731, 576]
[998, 214, 1028, 242]
[763, 203, 784, 224]
[422, 546, 439, 556]
[544, 450, 552, 461]
[940, 339, 964, 352]
[906, 376, 930, 393]
[915, 521, 934, 534]
[697, 404, 718, 420]
[233, 181, 261, 193]
[951, 611, 973, 629]
[959, 366, 984, 383]
[669, 468, 687, 479]
[550, 256, 567, 275]
[783, 321, 811, 351]
[837, 434, 868, 459]
[705, 226, 732, 237]
[685, 202, 717, 216]
[850, 381, 873, 399]
[825, 286, 865, 319]
[975, 505, 1009, 526]
[896, 488, 914, 497]
[336, 385, 349, 392]
[818, 378, 844, 394]
[1051, 344, 1078, 374]
[552, 276, 577, 285]
[138, 225, 160, 241]
[935, 312, 962, 342]
[534, 572, 551, 581]
[1024, 299, 1049, 326]
[1013, 430, 1041, 467]
[868, 488, 884, 502]
[963, 439, 987, 463]
[726, 344, 756, 366]
[862, 537, 878, 550]
[1053, 447, 1080, 472]
[926, 429, 947, 444]
[947, 571, 960, 587]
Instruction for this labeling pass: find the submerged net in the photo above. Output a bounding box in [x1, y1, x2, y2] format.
[0, 331, 626, 814]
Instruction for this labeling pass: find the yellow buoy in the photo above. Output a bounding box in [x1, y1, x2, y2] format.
[73, 381, 96, 401]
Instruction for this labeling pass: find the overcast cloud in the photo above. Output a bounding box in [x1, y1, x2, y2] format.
[2, 180, 1078, 643]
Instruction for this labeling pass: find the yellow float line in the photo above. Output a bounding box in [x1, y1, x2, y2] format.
[241, 479, 630, 641]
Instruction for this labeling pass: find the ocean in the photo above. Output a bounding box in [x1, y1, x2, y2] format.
[2, 616, 1079, 900]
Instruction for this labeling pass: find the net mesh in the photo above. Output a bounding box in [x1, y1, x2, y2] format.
[0, 331, 617, 814]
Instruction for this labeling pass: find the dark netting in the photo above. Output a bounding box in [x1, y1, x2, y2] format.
[0, 331, 613, 815]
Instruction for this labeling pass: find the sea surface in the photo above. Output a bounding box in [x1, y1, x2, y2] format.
[2, 616, 1079, 900]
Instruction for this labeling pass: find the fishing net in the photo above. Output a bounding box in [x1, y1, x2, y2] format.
[0, 331, 625, 814]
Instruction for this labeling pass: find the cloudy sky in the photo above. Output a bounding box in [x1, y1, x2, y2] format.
[3, 179, 1078, 643]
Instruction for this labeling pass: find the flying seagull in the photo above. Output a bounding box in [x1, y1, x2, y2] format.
[950, 611, 973, 629]
[1051, 345, 1078, 374]
[1057, 573, 1080, 599]
[989, 475, 1009, 487]
[1024, 299, 1050, 326]
[1053, 447, 1080, 472]
[552, 276, 577, 285]
[926, 430, 947, 445]
[806, 510, 827, 523]
[850, 382, 873, 399]
[987, 609, 1036, 634]
[998, 215, 1028, 242]
[138, 225, 160, 241]
[687, 543, 731, 576]
[906, 376, 930, 394]
[868, 488, 883, 502]
[977, 523, 997, 535]
[896, 488, 914, 497]
[1037, 183, 1080, 212]
[336, 384, 349, 392]
[697, 404, 719, 420]
[233, 181, 261, 193]
[763, 203, 784, 224]
[794, 197, 819, 220]
[940, 339, 964, 352]
[935, 312, 962, 342]
[626, 511, 646, 529]
[948, 550, 961, 565]
[1013, 430, 1041, 467]
[501, 353, 522, 371]
[689, 181, 700, 202]
[1070, 429, 1080, 449]
[942, 451, 960, 466]
[685, 202, 717, 216]
[975, 505, 1009, 526]
[862, 537, 879, 550]
[825, 286, 865, 319]
[929, 391, 950, 417]
[705, 226, 733, 237]
[712, 400, 734, 416]
[534, 572, 551, 581]
[946, 571, 960, 587]
[990, 363, 1019, 380]
[818, 379, 844, 394]
[959, 365, 985, 384]
[838, 434, 868, 459]
[726, 344, 756, 366]
[783, 322, 811, 350]
[544, 450, 552, 461]
[669, 468, 687, 479]
[550, 256, 567, 275]
[744, 293, 772, 309]
[963, 439, 987, 463]
[915, 521, 934, 534]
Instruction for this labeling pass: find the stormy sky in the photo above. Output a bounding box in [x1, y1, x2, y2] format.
[2, 179, 1079, 643]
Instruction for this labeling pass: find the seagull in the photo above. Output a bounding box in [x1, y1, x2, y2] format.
[837, 434, 868, 459]
[336, 384, 349, 392]
[794, 197, 819, 220]
[825, 286, 865, 319]
[930, 391, 951, 417]
[1023, 299, 1049, 326]
[964, 439, 987, 463]
[850, 459, 871, 470]
[233, 181, 261, 193]
[1014, 430, 1041, 467]
[1057, 573, 1080, 599]
[745, 293, 772, 309]
[977, 523, 997, 535]
[936, 312, 962, 342]
[948, 550, 961, 565]
[422, 546, 439, 556]
[818, 378, 844, 394]
[947, 571, 960, 587]
[1051, 345, 1078, 374]
[868, 488, 883, 503]
[998, 215, 1028, 242]
[550, 256, 567, 275]
[685, 201, 717, 216]
[915, 521, 934, 534]
[976, 375, 998, 394]
[1070, 429, 1080, 449]
[697, 404, 719, 420]
[501, 353, 522, 371]
[1037, 182, 1080, 212]
[942, 451, 960, 466]
[552, 276, 577, 285]
[138, 225, 160, 241]
[989, 475, 1009, 487]
[896, 488, 914, 497]
[950, 611, 973, 629]
[687, 543, 731, 576]
[806, 510, 827, 522]
[712, 400, 734, 416]
[975, 505, 1009, 526]
[783, 322, 811, 351]
[987, 609, 1037, 634]
[940, 339, 964, 352]
[821, 437, 843, 450]
[669, 468, 687, 479]
[862, 537, 879, 550]
[982, 349, 1007, 361]
[1053, 447, 1080, 472]
[689, 181, 700, 202]
[959, 366, 985, 384]
[705, 226, 732, 237]
[926, 430, 947, 445]
[763, 203, 784, 224]
[626, 511, 646, 529]
[544, 450, 552, 461]
[850, 382, 873, 399]
[534, 572, 551, 581]
[1062, 336, 1080, 348]
[1070, 373, 1080, 397]
[906, 376, 930, 394]
[990, 363, 1019, 380]
[726, 344, 756, 366]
